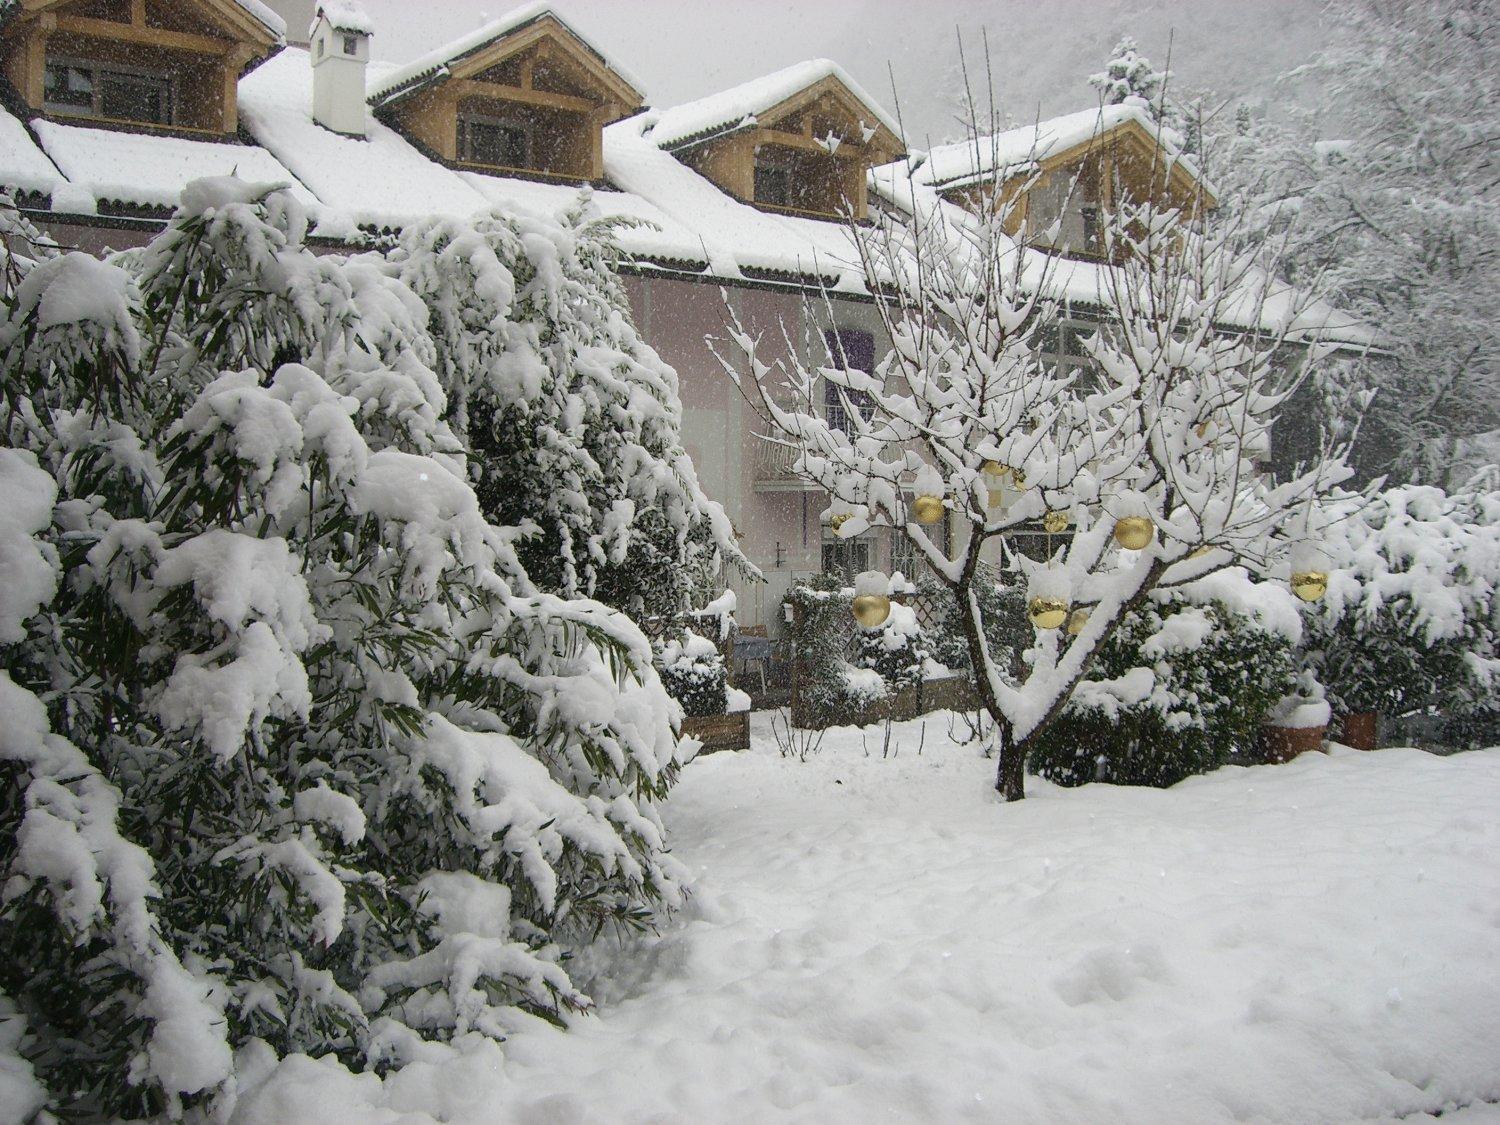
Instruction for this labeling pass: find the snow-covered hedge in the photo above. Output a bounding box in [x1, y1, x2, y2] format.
[1030, 570, 1302, 787]
[0, 183, 702, 1117]
[1306, 483, 1500, 733]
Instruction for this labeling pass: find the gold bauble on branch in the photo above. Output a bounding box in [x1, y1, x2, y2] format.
[852, 593, 892, 629]
[1113, 515, 1156, 551]
[829, 512, 851, 533]
[1290, 571, 1329, 602]
[1066, 608, 1090, 636]
[1028, 596, 1069, 630]
[912, 494, 945, 525]
[981, 460, 1009, 479]
[1042, 509, 1070, 534]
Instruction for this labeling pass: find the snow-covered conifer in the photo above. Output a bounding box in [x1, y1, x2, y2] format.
[0, 183, 691, 1117]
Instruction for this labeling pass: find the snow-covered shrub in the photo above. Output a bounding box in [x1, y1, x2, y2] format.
[853, 601, 929, 693]
[1305, 484, 1500, 736]
[0, 183, 692, 1117]
[655, 633, 727, 717]
[390, 201, 742, 621]
[1030, 572, 1301, 787]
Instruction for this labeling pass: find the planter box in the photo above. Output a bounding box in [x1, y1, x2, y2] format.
[1258, 723, 1327, 764]
[681, 711, 750, 755]
[1338, 711, 1378, 751]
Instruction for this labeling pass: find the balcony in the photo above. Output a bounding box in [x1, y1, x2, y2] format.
[753, 439, 822, 492]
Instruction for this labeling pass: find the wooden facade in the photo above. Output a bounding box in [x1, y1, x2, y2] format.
[377, 15, 642, 184]
[0, 0, 278, 135]
[673, 74, 904, 222]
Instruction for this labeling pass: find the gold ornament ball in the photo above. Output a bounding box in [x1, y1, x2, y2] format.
[1028, 596, 1069, 630]
[1290, 571, 1329, 602]
[1066, 608, 1090, 636]
[981, 460, 1009, 478]
[1042, 509, 1070, 534]
[1113, 516, 1156, 551]
[829, 512, 851, 532]
[912, 494, 945, 525]
[852, 593, 892, 629]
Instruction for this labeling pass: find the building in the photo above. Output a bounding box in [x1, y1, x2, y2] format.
[0, 0, 1373, 632]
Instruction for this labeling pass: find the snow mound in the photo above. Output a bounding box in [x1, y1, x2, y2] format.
[233, 723, 1500, 1123]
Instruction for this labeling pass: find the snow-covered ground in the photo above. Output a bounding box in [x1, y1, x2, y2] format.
[236, 716, 1500, 1124]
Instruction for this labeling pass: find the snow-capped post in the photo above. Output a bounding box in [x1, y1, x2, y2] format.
[310, 1, 373, 138]
[711, 138, 1354, 802]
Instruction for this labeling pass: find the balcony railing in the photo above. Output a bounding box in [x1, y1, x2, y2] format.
[753, 439, 821, 492]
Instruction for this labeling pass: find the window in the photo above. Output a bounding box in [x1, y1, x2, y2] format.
[45, 59, 171, 126]
[822, 537, 870, 579]
[317, 38, 325, 58]
[754, 162, 791, 208]
[823, 328, 876, 437]
[458, 113, 531, 169]
[343, 34, 359, 55]
[891, 518, 945, 582]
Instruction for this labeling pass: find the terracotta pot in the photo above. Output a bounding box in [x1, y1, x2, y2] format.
[1259, 724, 1328, 764]
[1338, 711, 1378, 751]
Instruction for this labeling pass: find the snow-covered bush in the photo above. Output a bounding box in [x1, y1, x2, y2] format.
[1030, 572, 1301, 787]
[1305, 484, 1500, 733]
[655, 633, 727, 717]
[0, 184, 693, 1117]
[853, 601, 929, 694]
[390, 201, 741, 621]
[921, 567, 1030, 682]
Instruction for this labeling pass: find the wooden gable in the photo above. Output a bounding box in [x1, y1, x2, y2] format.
[677, 73, 905, 222]
[944, 115, 1214, 246]
[2, 0, 280, 134]
[379, 14, 642, 184]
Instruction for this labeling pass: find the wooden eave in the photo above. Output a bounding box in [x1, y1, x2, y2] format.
[7, 0, 283, 70]
[373, 14, 642, 123]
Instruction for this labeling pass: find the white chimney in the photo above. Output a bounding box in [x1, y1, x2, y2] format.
[310, 2, 372, 138]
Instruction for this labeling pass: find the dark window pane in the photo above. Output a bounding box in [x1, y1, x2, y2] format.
[822, 539, 869, 579]
[754, 163, 790, 207]
[44, 64, 93, 110]
[343, 34, 358, 55]
[100, 72, 170, 124]
[462, 117, 529, 167]
[823, 329, 876, 437]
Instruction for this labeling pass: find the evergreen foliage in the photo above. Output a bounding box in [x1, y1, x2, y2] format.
[1030, 591, 1299, 787]
[0, 182, 700, 1118]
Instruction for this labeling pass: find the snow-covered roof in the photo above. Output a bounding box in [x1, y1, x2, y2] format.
[647, 59, 902, 152]
[230, 0, 286, 39]
[0, 0, 285, 39]
[238, 51, 488, 233]
[912, 105, 1195, 191]
[31, 117, 314, 214]
[366, 2, 642, 109]
[310, 1, 372, 38]
[0, 106, 64, 198]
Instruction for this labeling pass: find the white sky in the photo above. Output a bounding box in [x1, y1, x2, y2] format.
[266, 0, 1329, 144]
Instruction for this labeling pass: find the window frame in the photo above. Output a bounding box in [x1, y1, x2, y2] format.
[456, 110, 534, 171]
[44, 55, 175, 127]
[342, 34, 360, 56]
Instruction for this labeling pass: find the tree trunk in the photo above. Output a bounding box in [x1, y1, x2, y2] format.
[996, 730, 1026, 801]
[953, 575, 1024, 800]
